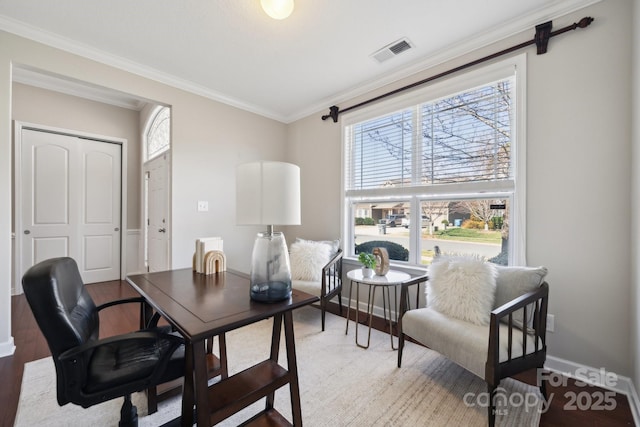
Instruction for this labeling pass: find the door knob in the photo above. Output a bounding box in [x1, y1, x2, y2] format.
[159, 228, 166, 233]
[24, 230, 31, 235]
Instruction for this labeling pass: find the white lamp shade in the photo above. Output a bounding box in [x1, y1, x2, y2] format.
[236, 161, 301, 226]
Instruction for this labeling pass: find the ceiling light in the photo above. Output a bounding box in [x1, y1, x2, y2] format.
[261, 0, 294, 20]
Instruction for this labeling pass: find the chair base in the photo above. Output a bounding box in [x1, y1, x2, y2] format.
[118, 394, 138, 427]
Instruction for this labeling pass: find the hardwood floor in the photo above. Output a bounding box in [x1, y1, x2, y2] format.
[0, 280, 635, 426]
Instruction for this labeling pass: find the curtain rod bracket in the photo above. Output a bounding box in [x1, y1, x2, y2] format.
[321, 105, 340, 122]
[321, 16, 594, 123]
[535, 21, 552, 54]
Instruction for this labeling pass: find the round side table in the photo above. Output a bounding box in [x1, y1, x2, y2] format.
[345, 269, 411, 349]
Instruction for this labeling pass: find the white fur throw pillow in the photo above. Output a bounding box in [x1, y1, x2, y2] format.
[427, 257, 497, 326]
[295, 238, 340, 258]
[290, 240, 332, 282]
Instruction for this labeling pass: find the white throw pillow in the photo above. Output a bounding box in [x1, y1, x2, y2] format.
[290, 240, 332, 282]
[427, 257, 497, 326]
[295, 237, 340, 258]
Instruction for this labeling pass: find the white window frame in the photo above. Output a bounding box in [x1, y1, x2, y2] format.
[341, 54, 527, 266]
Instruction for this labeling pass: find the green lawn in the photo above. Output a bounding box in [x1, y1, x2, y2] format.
[427, 227, 502, 244]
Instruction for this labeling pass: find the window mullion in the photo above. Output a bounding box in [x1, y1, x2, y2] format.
[409, 106, 421, 264]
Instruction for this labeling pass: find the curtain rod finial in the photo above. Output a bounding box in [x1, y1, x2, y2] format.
[578, 17, 594, 28]
[321, 106, 340, 122]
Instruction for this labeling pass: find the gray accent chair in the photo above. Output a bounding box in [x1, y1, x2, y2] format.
[397, 264, 549, 427]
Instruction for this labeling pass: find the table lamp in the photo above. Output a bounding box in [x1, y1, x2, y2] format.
[236, 161, 301, 302]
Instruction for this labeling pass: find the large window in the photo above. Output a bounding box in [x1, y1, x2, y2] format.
[343, 56, 526, 266]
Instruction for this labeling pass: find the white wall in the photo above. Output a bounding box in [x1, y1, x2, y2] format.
[289, 0, 633, 376]
[631, 0, 640, 390]
[0, 30, 287, 357]
[0, 32, 14, 357]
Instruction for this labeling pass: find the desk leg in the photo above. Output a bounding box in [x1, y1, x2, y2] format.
[284, 310, 303, 426]
[193, 341, 210, 426]
[219, 333, 228, 379]
[182, 343, 195, 427]
[267, 314, 283, 410]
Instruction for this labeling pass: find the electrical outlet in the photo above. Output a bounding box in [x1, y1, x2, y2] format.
[197, 201, 208, 212]
[547, 314, 555, 332]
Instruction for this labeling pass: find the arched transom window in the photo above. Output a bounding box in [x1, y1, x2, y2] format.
[145, 106, 170, 161]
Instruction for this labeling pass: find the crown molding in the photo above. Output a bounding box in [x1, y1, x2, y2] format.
[290, 0, 602, 124]
[12, 65, 146, 111]
[0, 0, 601, 124]
[0, 15, 289, 122]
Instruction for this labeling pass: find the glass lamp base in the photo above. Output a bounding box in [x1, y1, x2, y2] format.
[250, 281, 291, 302]
[249, 231, 292, 303]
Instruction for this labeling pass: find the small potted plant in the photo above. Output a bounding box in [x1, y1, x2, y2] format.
[358, 252, 377, 278]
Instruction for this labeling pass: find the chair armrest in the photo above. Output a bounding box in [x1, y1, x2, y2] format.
[490, 281, 549, 332]
[96, 296, 158, 330]
[59, 330, 184, 362]
[399, 274, 428, 318]
[95, 296, 146, 312]
[321, 249, 343, 296]
[322, 249, 343, 273]
[486, 282, 549, 382]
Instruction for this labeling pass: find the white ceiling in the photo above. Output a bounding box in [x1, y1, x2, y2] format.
[0, 0, 597, 123]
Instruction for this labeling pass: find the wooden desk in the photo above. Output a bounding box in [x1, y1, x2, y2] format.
[126, 269, 318, 426]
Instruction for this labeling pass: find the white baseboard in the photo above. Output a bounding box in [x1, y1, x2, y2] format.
[625, 381, 640, 427]
[0, 337, 16, 358]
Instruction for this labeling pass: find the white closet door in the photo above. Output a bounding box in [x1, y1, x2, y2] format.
[20, 129, 122, 283]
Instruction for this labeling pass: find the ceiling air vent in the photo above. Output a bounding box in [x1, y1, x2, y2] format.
[371, 38, 414, 63]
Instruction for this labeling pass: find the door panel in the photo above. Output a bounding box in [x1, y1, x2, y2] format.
[20, 129, 121, 284]
[85, 151, 115, 223]
[145, 153, 170, 272]
[33, 144, 70, 224]
[84, 235, 113, 270]
[22, 132, 77, 275]
[79, 141, 121, 282]
[33, 236, 69, 262]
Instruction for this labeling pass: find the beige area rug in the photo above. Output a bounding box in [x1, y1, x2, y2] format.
[15, 307, 542, 426]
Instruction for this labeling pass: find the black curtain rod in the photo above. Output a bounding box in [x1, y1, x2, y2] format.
[321, 17, 594, 123]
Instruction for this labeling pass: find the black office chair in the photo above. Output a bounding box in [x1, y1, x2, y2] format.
[22, 257, 185, 427]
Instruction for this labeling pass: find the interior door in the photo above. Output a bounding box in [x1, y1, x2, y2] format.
[144, 152, 170, 272]
[20, 128, 122, 284]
